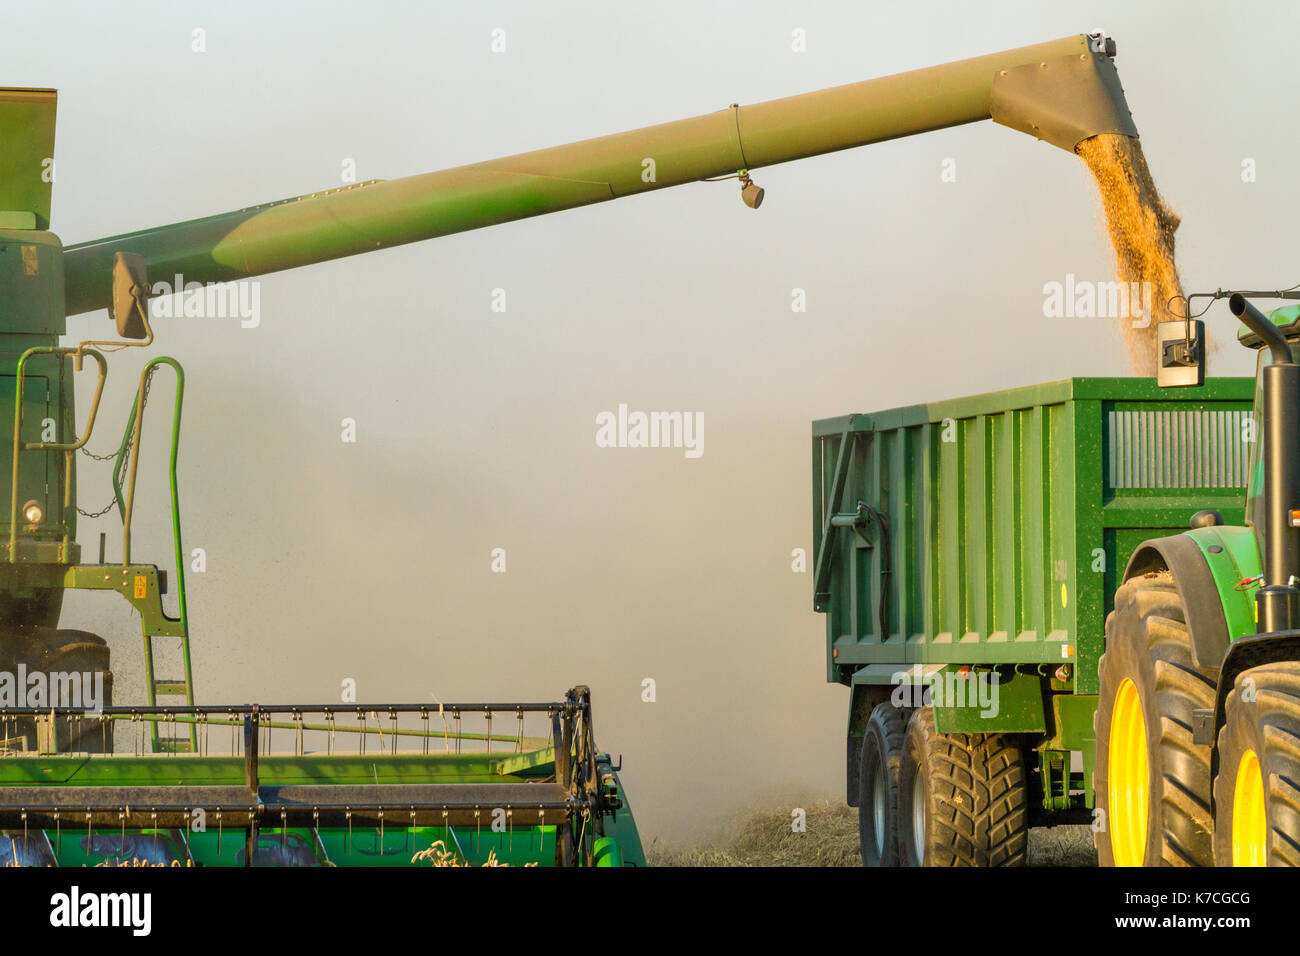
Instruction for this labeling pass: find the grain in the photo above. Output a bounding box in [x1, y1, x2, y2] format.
[1077, 134, 1185, 375]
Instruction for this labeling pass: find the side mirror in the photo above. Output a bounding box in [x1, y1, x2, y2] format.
[1157, 319, 1204, 387]
[111, 251, 150, 339]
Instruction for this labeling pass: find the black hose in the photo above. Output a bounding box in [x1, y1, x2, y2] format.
[858, 502, 892, 639]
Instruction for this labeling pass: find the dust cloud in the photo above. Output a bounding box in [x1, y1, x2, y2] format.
[56, 133, 1195, 847]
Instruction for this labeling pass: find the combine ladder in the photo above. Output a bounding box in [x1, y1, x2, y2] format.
[114, 358, 196, 753]
[9, 351, 196, 754]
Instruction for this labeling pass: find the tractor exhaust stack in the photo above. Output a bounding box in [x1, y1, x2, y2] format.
[1231, 293, 1300, 632]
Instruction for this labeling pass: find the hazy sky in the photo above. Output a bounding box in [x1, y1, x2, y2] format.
[5, 0, 1298, 841]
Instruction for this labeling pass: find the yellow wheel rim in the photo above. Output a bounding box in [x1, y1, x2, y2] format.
[1108, 678, 1149, 866]
[1231, 749, 1267, 867]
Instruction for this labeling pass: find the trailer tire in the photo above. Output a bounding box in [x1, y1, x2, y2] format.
[1094, 571, 1215, 867]
[858, 702, 907, 866]
[898, 707, 1028, 866]
[1213, 662, 1300, 866]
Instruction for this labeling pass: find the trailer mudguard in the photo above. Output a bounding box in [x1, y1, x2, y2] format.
[844, 682, 892, 807]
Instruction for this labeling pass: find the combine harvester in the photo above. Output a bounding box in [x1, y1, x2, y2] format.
[0, 33, 1148, 865]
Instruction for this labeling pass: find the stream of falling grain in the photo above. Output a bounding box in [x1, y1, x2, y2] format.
[1077, 134, 1185, 375]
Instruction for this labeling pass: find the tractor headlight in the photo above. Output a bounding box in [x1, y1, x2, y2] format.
[22, 500, 43, 527]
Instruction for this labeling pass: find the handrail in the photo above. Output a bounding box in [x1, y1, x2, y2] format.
[117, 359, 185, 576]
[113, 358, 193, 749]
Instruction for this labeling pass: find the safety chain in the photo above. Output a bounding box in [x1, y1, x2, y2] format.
[75, 369, 156, 517]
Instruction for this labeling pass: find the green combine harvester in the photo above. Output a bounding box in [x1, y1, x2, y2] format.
[0, 31, 1209, 867]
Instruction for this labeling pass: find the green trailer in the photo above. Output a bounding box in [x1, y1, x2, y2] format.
[814, 376, 1259, 865]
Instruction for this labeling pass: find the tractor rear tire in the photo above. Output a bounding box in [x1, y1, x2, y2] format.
[1094, 571, 1216, 867]
[898, 707, 1028, 866]
[858, 702, 907, 866]
[1213, 662, 1300, 866]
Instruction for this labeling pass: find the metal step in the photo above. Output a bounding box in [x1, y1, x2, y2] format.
[152, 680, 189, 696]
[156, 736, 194, 753]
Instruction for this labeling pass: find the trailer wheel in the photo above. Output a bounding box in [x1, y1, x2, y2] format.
[898, 707, 1027, 866]
[1212, 662, 1300, 866]
[858, 702, 907, 866]
[1094, 571, 1215, 866]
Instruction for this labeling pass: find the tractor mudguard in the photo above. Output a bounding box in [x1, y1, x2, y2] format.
[1121, 526, 1260, 672]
